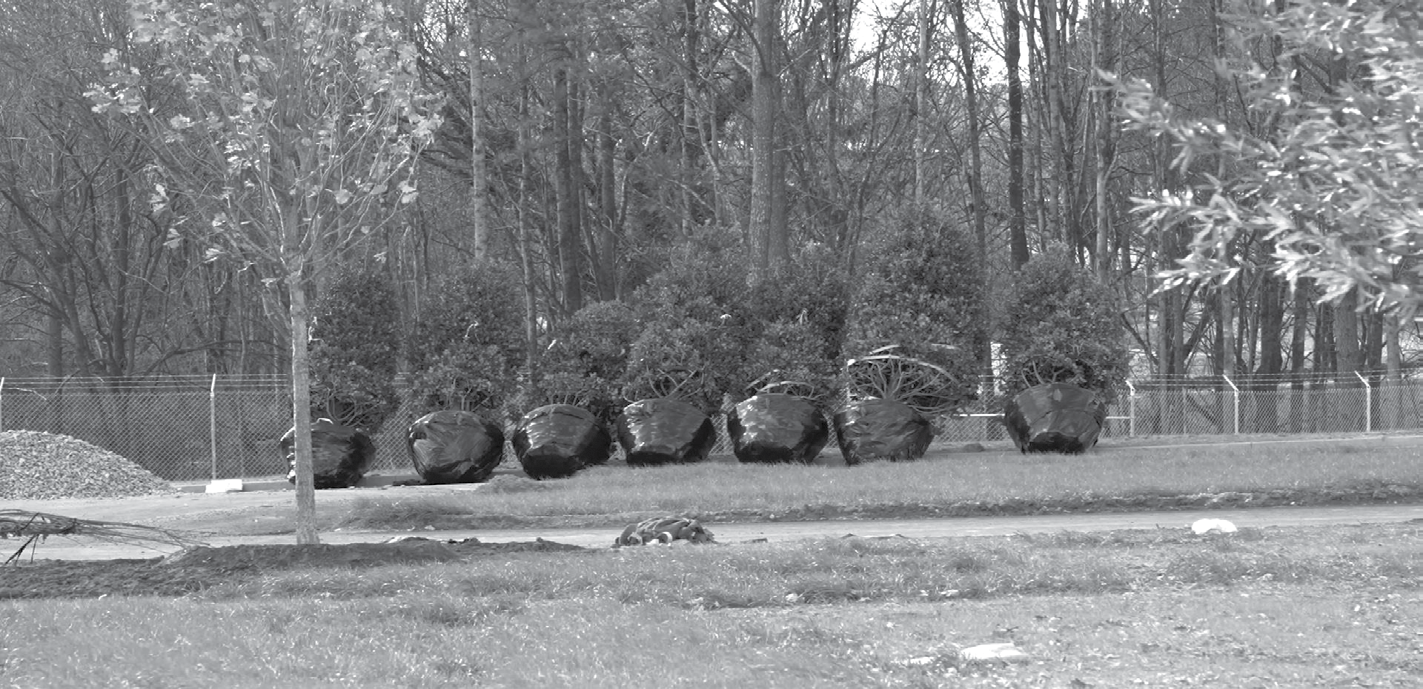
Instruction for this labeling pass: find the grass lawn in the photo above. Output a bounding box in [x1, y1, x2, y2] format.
[3, 435, 1422, 687]
[4, 525, 1422, 687]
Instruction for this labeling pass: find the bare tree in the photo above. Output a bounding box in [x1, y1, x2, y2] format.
[0, 0, 181, 378]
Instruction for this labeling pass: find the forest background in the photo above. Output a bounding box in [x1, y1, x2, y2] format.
[1, 0, 1419, 421]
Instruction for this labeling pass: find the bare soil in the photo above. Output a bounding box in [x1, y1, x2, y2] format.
[0, 480, 597, 599]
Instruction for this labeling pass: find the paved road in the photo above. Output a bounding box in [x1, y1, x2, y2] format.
[13, 503, 1422, 562]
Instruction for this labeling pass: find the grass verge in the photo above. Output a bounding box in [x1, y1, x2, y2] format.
[330, 437, 1423, 531]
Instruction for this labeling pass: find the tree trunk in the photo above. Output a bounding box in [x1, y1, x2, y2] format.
[1362, 310, 1383, 371]
[1315, 302, 1334, 372]
[597, 100, 619, 301]
[1312, 301, 1334, 431]
[750, 0, 782, 281]
[1036, 0, 1058, 241]
[1334, 291, 1360, 375]
[1216, 280, 1235, 432]
[1219, 280, 1234, 375]
[681, 0, 701, 235]
[950, 0, 990, 375]
[1210, 0, 1233, 383]
[1023, 21, 1048, 243]
[1385, 310, 1403, 428]
[1004, 0, 1028, 269]
[1333, 290, 1362, 429]
[1038, 0, 1076, 250]
[1148, 0, 1181, 432]
[517, 54, 539, 373]
[554, 64, 583, 315]
[951, 0, 986, 261]
[111, 164, 134, 377]
[1288, 278, 1310, 431]
[1254, 272, 1284, 432]
[468, 0, 488, 263]
[1091, 0, 1115, 279]
[286, 272, 319, 545]
[46, 309, 64, 376]
[569, 74, 590, 282]
[914, 0, 932, 208]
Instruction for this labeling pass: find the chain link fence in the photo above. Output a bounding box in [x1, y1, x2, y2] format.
[3, 374, 1419, 482]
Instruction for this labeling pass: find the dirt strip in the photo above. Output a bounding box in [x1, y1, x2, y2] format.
[10, 503, 1422, 562]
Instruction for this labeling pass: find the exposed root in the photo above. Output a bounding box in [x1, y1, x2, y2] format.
[845, 346, 971, 417]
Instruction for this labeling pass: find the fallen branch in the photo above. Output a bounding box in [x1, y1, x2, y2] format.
[1, 509, 209, 564]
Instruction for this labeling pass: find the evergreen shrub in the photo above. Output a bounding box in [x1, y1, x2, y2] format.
[999, 249, 1130, 402]
[308, 265, 402, 433]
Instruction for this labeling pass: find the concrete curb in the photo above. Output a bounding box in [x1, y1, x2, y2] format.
[182, 473, 422, 494]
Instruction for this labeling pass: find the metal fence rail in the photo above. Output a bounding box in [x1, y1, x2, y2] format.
[2, 375, 1417, 482]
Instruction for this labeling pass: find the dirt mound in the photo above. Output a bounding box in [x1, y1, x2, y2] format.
[1, 538, 587, 599]
[0, 430, 174, 500]
[0, 558, 231, 599]
[162, 537, 586, 569]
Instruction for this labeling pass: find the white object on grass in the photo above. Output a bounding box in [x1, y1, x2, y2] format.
[960, 643, 1030, 663]
[204, 479, 244, 494]
[1191, 518, 1238, 535]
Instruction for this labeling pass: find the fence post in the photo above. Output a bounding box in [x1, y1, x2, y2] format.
[210, 374, 218, 481]
[1223, 375, 1240, 435]
[1125, 379, 1136, 437]
[1356, 371, 1371, 432]
[0, 376, 5, 430]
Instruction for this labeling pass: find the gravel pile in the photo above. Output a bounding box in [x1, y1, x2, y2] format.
[0, 430, 175, 500]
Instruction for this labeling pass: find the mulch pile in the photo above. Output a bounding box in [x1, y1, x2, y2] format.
[0, 430, 174, 500]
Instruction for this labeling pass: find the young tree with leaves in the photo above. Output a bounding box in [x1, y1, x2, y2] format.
[90, 0, 439, 544]
[622, 235, 755, 413]
[533, 300, 640, 425]
[1119, 0, 1423, 317]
